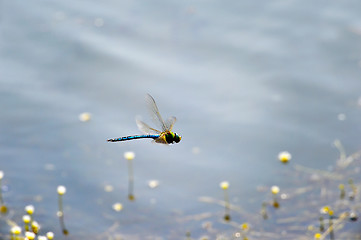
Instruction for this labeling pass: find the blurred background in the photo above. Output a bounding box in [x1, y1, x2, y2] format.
[1, 0, 361, 239]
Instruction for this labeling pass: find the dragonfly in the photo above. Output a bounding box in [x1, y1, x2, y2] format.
[107, 94, 181, 144]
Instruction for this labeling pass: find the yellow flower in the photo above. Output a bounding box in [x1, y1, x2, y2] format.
[11, 226, 21, 235]
[124, 151, 135, 160]
[31, 221, 40, 231]
[278, 151, 292, 163]
[25, 231, 36, 240]
[148, 180, 160, 189]
[78, 112, 91, 122]
[241, 222, 249, 231]
[25, 205, 34, 215]
[23, 215, 31, 223]
[112, 203, 123, 212]
[57, 185, 67, 195]
[320, 206, 330, 214]
[46, 232, 54, 240]
[219, 181, 229, 190]
[314, 233, 322, 239]
[104, 185, 114, 192]
[271, 185, 280, 195]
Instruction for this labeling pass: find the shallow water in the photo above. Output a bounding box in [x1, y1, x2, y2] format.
[1, 0, 361, 239]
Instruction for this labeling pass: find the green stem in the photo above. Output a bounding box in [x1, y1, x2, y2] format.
[58, 195, 68, 235]
[128, 160, 135, 201]
[223, 189, 231, 220]
[0, 179, 4, 205]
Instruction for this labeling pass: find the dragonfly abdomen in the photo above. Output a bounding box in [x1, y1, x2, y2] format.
[107, 135, 159, 142]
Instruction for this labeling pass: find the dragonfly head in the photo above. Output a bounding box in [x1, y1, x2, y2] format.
[173, 133, 181, 143]
[165, 132, 181, 144]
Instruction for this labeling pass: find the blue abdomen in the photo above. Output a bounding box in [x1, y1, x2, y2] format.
[107, 135, 159, 142]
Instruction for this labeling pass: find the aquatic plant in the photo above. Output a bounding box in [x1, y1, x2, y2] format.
[0, 171, 8, 214]
[196, 140, 361, 240]
[24, 205, 34, 220]
[124, 151, 136, 201]
[31, 221, 40, 234]
[270, 185, 280, 208]
[22, 215, 31, 231]
[0, 140, 360, 239]
[338, 184, 345, 199]
[219, 181, 231, 221]
[57, 185, 68, 235]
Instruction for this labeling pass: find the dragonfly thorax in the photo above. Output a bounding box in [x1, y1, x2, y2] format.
[165, 132, 181, 144]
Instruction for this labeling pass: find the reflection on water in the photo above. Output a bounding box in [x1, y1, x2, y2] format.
[1, 0, 361, 239]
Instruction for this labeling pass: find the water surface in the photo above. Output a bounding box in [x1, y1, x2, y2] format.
[1, 0, 361, 239]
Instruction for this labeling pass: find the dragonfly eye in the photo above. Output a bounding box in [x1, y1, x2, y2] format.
[174, 133, 181, 143]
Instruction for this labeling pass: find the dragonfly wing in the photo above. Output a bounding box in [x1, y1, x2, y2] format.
[136, 119, 161, 134]
[146, 94, 168, 132]
[165, 116, 177, 131]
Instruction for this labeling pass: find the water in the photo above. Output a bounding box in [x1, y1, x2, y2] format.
[1, 0, 361, 239]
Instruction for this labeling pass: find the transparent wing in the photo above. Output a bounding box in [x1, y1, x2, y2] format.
[136, 119, 161, 134]
[165, 116, 177, 131]
[150, 139, 169, 145]
[146, 94, 168, 132]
